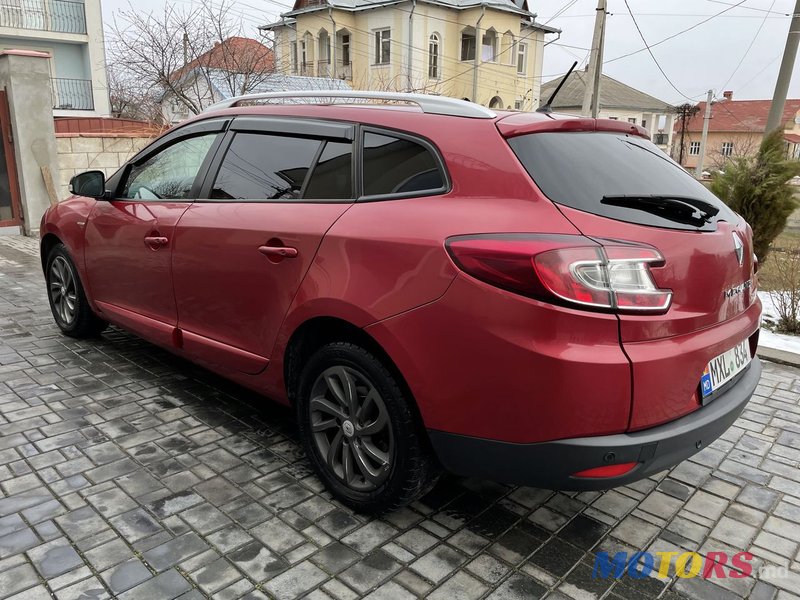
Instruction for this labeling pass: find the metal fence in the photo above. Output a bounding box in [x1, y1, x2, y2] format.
[52, 78, 93, 111]
[0, 0, 86, 34]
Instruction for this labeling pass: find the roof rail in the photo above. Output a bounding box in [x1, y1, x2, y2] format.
[202, 90, 497, 119]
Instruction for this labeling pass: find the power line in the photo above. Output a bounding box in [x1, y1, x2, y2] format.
[605, 0, 749, 65]
[623, 0, 695, 101]
[737, 53, 782, 89]
[543, 0, 579, 24]
[718, 0, 776, 91]
[704, 0, 798, 16]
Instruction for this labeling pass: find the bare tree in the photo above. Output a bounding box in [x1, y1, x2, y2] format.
[107, 65, 166, 125]
[708, 133, 761, 171]
[107, 0, 274, 120]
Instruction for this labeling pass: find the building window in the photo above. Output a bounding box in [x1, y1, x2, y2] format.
[341, 34, 350, 65]
[501, 31, 514, 64]
[300, 39, 309, 75]
[722, 141, 734, 156]
[374, 29, 390, 65]
[482, 29, 497, 62]
[628, 117, 637, 124]
[514, 99, 523, 110]
[641, 119, 647, 129]
[517, 42, 527, 74]
[318, 30, 330, 64]
[689, 141, 701, 155]
[428, 34, 440, 79]
[608, 116, 618, 120]
[291, 42, 298, 74]
[461, 31, 476, 61]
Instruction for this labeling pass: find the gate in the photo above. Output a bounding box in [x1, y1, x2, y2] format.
[0, 89, 22, 228]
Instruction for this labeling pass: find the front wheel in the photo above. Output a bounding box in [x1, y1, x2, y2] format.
[45, 243, 107, 338]
[296, 342, 439, 514]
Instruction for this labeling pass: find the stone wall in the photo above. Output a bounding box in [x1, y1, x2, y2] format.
[56, 134, 154, 200]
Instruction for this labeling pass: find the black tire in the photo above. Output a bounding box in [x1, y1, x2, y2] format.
[296, 342, 439, 514]
[45, 243, 108, 338]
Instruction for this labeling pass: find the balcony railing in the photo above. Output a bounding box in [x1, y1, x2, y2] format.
[317, 60, 331, 78]
[653, 133, 669, 146]
[0, 0, 87, 34]
[52, 77, 94, 111]
[300, 62, 314, 76]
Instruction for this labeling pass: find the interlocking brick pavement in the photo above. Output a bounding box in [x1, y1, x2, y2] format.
[1, 234, 800, 599]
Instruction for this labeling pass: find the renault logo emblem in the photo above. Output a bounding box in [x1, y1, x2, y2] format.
[732, 232, 744, 267]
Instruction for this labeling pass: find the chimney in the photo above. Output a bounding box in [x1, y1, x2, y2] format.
[722, 90, 733, 101]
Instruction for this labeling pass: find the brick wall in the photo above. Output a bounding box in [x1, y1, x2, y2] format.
[55, 134, 155, 200]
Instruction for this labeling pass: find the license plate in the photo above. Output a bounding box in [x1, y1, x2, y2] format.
[700, 340, 751, 399]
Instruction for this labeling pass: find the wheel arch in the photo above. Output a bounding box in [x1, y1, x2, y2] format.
[40, 232, 62, 272]
[283, 316, 417, 414]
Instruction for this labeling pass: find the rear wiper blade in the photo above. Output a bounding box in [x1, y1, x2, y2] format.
[601, 195, 719, 225]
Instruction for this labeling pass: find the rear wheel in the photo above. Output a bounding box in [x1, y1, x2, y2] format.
[297, 342, 438, 513]
[45, 244, 107, 338]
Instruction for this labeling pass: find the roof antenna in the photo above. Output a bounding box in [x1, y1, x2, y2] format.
[537, 61, 578, 114]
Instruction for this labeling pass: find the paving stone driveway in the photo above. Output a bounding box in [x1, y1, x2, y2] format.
[1, 235, 800, 600]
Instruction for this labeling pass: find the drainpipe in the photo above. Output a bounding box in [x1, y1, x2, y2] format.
[328, 8, 336, 79]
[472, 5, 485, 103]
[407, 0, 416, 92]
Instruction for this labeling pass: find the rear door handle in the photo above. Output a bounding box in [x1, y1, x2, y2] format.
[144, 236, 169, 249]
[258, 245, 298, 259]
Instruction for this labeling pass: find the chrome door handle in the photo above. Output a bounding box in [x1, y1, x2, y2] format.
[144, 236, 169, 249]
[258, 245, 298, 259]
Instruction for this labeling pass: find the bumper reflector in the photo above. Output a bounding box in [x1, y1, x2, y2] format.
[572, 462, 638, 479]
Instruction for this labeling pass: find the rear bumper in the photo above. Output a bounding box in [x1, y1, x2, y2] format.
[428, 356, 761, 490]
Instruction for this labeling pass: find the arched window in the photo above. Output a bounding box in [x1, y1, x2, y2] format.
[300, 32, 313, 75]
[428, 33, 440, 79]
[460, 27, 476, 61]
[501, 31, 514, 64]
[318, 30, 330, 76]
[482, 28, 497, 62]
[489, 96, 503, 109]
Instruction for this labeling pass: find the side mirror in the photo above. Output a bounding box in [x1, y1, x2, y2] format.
[69, 170, 107, 199]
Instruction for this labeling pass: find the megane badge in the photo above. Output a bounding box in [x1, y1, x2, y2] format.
[732, 232, 744, 267]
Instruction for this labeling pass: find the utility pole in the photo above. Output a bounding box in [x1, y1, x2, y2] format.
[581, 0, 607, 117]
[695, 90, 713, 179]
[675, 103, 700, 165]
[765, 0, 800, 133]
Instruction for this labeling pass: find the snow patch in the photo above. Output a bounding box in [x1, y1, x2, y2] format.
[758, 291, 800, 355]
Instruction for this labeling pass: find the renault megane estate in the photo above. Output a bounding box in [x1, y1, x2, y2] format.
[40, 91, 761, 513]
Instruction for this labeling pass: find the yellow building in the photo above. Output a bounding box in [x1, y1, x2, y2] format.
[260, 0, 559, 111]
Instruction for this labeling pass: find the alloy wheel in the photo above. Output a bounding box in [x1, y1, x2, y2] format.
[49, 256, 78, 326]
[309, 365, 394, 491]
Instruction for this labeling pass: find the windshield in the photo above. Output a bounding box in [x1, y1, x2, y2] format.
[507, 132, 739, 231]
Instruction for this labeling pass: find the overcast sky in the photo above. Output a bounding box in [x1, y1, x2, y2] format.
[102, 0, 800, 105]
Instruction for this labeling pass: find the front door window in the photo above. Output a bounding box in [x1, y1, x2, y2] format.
[122, 134, 217, 200]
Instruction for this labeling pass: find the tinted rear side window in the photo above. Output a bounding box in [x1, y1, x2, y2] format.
[362, 132, 445, 197]
[211, 133, 321, 200]
[508, 132, 738, 230]
[304, 141, 353, 200]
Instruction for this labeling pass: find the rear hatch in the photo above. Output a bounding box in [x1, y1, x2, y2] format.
[502, 120, 759, 429]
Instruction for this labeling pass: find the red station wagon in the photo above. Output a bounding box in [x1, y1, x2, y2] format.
[41, 91, 762, 513]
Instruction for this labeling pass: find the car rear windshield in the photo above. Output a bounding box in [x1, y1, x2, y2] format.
[507, 132, 738, 231]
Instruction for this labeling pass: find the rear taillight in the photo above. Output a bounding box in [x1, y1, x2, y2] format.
[446, 234, 672, 314]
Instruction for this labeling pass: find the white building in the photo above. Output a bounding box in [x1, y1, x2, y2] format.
[0, 0, 110, 116]
[539, 70, 675, 153]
